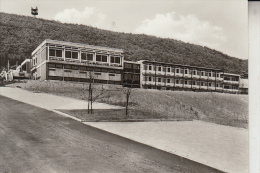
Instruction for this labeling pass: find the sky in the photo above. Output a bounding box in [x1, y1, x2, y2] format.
[0, 0, 248, 60]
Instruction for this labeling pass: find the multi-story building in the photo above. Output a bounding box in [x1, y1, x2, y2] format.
[18, 39, 242, 94]
[31, 39, 124, 85]
[139, 60, 227, 92]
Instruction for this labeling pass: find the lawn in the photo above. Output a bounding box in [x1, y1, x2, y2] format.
[7, 80, 248, 128]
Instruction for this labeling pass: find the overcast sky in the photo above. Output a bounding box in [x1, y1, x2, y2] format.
[1, 0, 248, 60]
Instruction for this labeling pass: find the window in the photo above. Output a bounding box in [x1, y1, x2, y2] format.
[56, 64, 63, 68]
[176, 69, 180, 73]
[201, 82, 204, 86]
[185, 69, 188, 74]
[96, 55, 107, 62]
[133, 74, 140, 81]
[192, 81, 196, 85]
[49, 49, 55, 56]
[80, 66, 87, 71]
[64, 65, 72, 69]
[185, 80, 188, 84]
[158, 78, 161, 82]
[81, 52, 93, 61]
[149, 77, 152, 81]
[124, 63, 132, 69]
[96, 55, 101, 61]
[193, 70, 196, 75]
[216, 73, 219, 78]
[216, 83, 219, 87]
[209, 72, 212, 77]
[167, 67, 171, 72]
[48, 64, 56, 68]
[201, 71, 204, 76]
[209, 83, 212, 87]
[167, 78, 171, 83]
[157, 66, 162, 71]
[111, 56, 121, 64]
[72, 52, 78, 59]
[133, 64, 140, 70]
[49, 49, 62, 57]
[176, 80, 179, 84]
[65, 51, 78, 59]
[148, 64, 153, 70]
[71, 66, 79, 70]
[124, 74, 132, 80]
[100, 69, 107, 72]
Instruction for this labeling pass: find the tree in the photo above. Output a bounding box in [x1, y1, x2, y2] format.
[125, 87, 131, 117]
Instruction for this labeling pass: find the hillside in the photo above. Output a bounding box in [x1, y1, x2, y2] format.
[0, 12, 247, 74]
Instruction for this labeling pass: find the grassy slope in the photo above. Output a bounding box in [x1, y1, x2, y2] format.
[7, 80, 248, 128]
[0, 12, 247, 74]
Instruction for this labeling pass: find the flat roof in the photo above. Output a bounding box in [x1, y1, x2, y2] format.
[139, 60, 222, 71]
[32, 39, 124, 55]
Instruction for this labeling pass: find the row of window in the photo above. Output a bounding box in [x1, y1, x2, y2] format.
[224, 85, 239, 89]
[48, 76, 121, 84]
[124, 63, 140, 70]
[144, 76, 223, 87]
[144, 64, 221, 77]
[144, 86, 220, 91]
[48, 64, 121, 73]
[123, 74, 140, 81]
[224, 77, 239, 81]
[49, 48, 121, 64]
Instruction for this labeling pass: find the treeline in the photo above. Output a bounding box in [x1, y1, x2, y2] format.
[0, 12, 247, 74]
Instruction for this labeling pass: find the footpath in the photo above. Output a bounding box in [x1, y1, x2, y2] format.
[0, 87, 248, 173]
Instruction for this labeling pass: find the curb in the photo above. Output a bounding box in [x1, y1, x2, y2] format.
[81, 119, 193, 122]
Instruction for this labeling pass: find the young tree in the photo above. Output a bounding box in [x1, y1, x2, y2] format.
[125, 87, 131, 117]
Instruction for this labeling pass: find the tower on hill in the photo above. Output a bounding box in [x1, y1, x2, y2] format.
[31, 7, 38, 17]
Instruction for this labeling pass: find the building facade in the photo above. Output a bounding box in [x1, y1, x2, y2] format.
[122, 61, 141, 88]
[138, 60, 240, 93]
[24, 39, 242, 94]
[31, 39, 124, 85]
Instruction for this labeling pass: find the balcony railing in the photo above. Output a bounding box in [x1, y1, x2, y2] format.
[224, 80, 239, 84]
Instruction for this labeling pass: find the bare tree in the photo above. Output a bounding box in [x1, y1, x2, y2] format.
[125, 87, 132, 117]
[87, 71, 94, 114]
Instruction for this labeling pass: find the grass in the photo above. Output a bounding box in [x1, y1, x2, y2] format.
[7, 80, 248, 128]
[57, 109, 192, 122]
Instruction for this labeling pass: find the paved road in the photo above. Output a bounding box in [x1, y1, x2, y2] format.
[0, 95, 221, 173]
